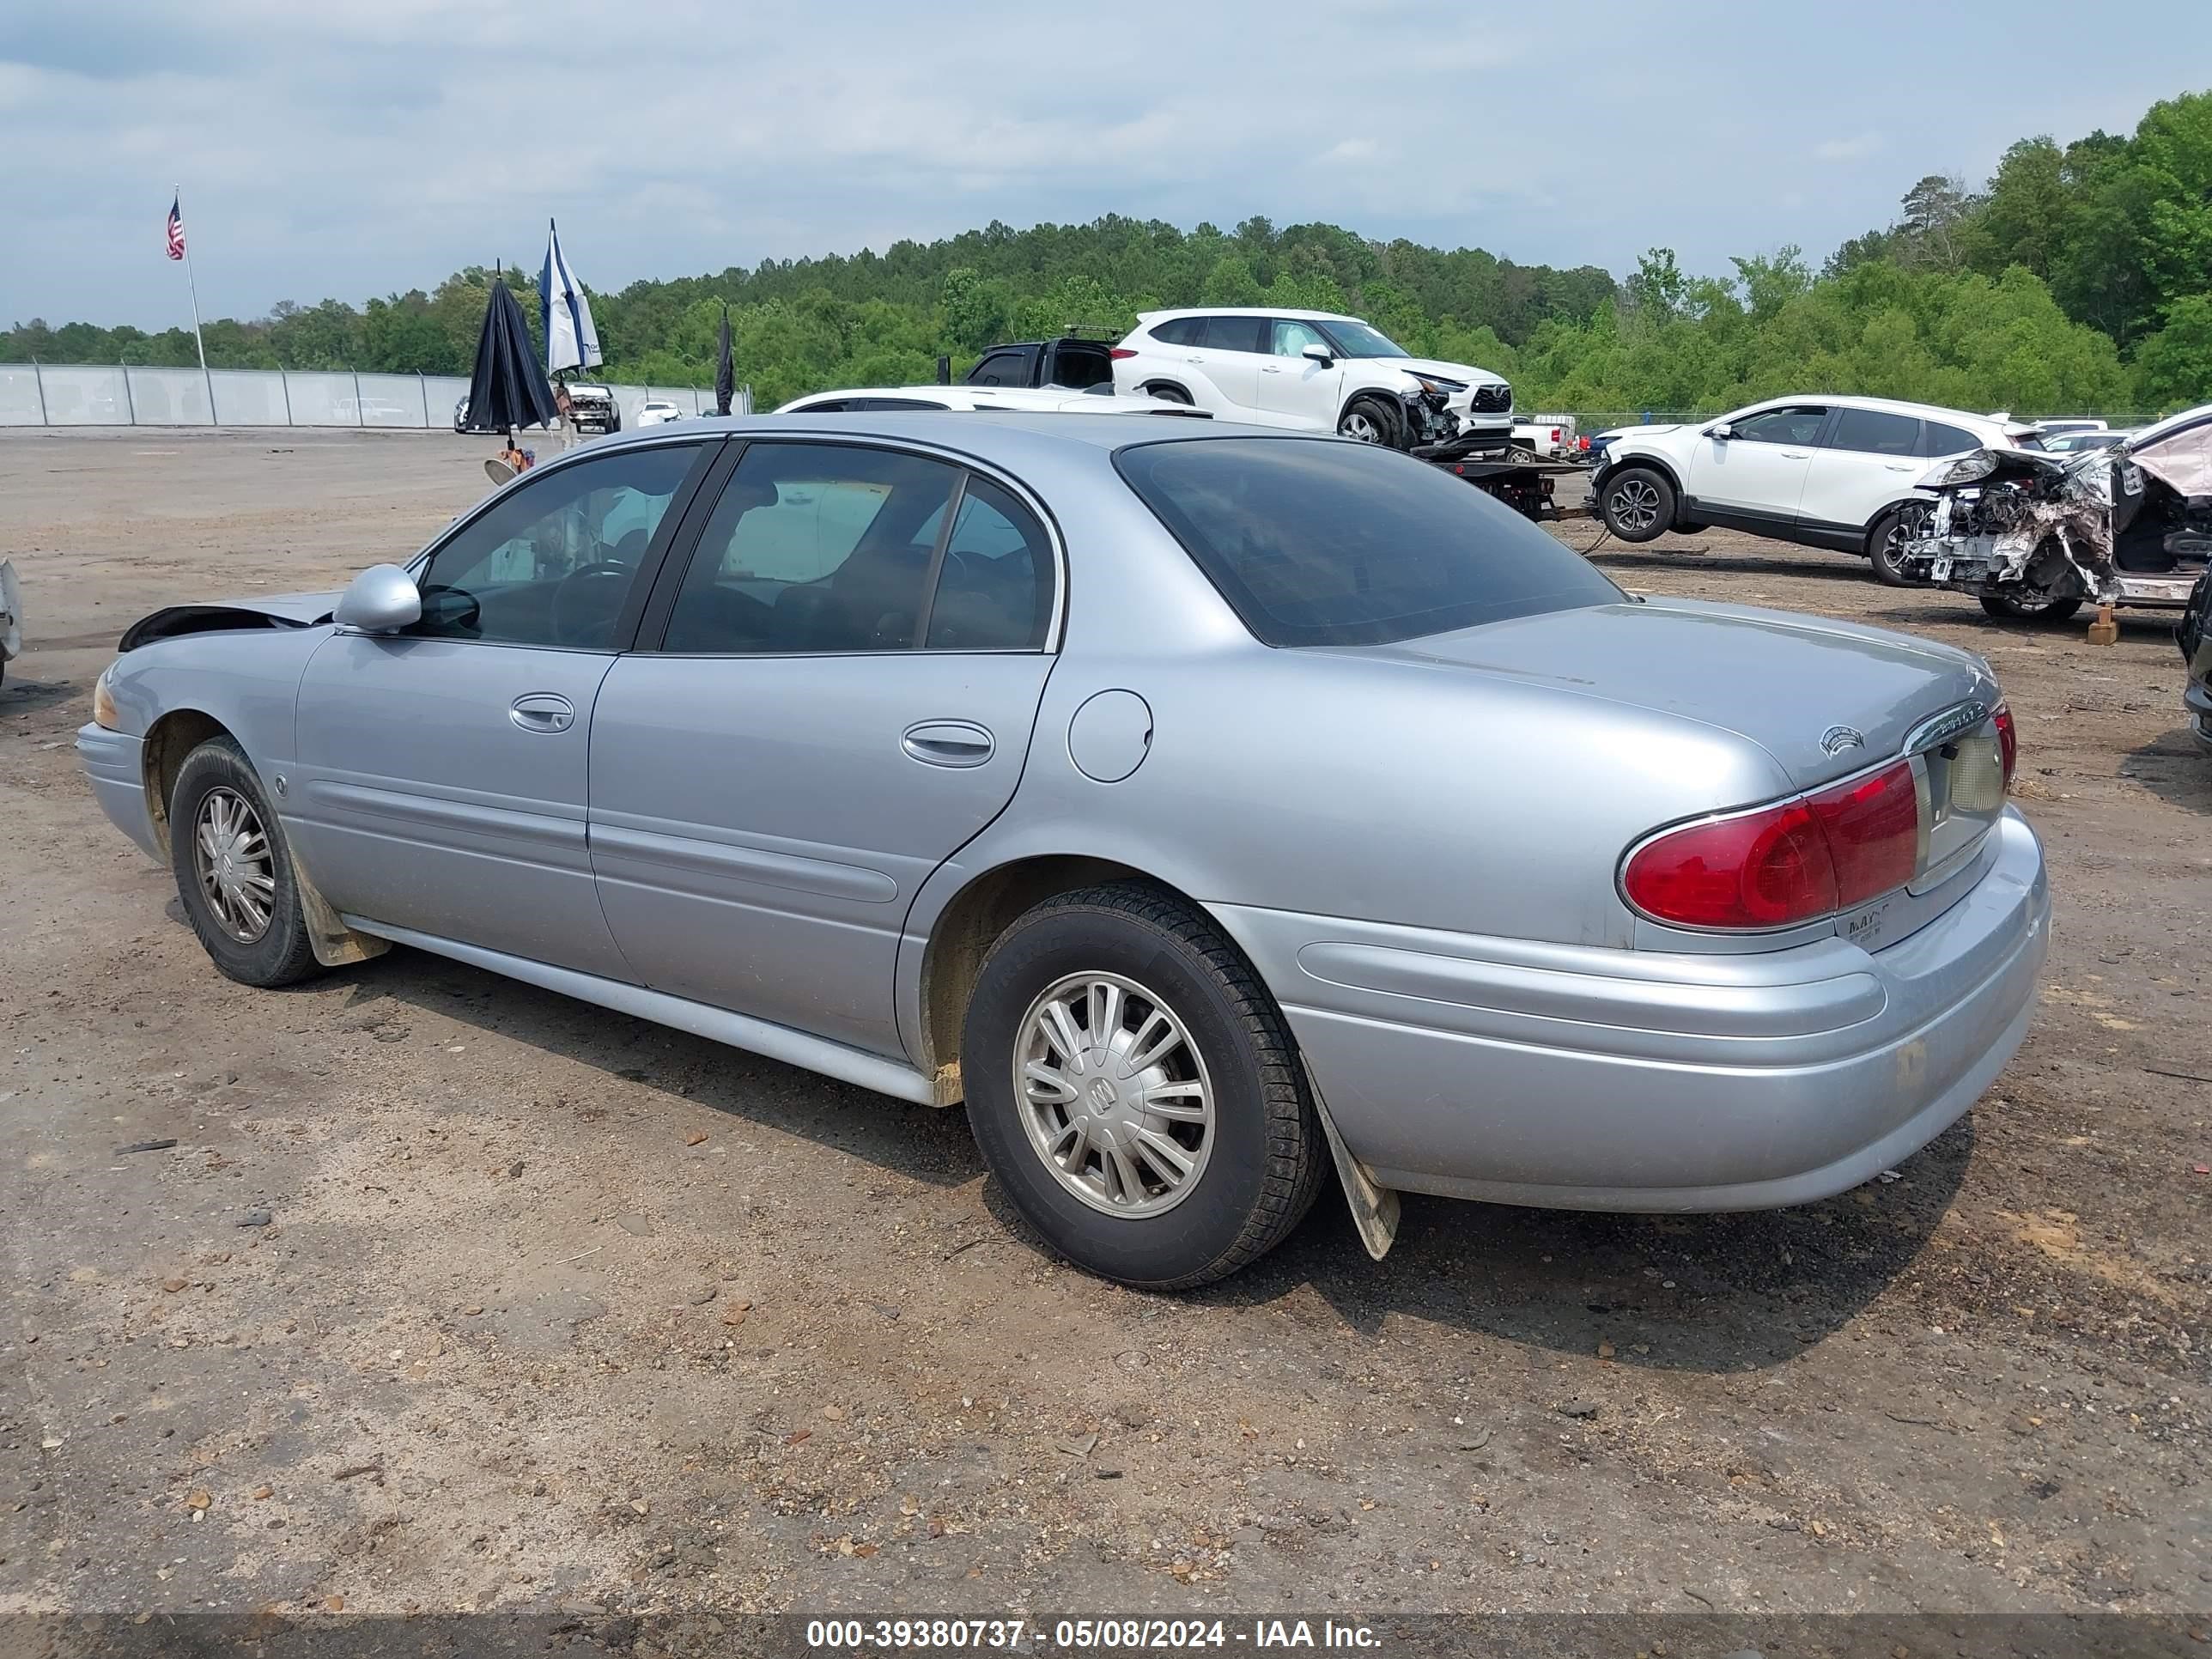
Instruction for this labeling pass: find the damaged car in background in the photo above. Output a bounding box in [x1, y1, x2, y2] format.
[1902, 404, 2212, 626]
[0, 558, 20, 687]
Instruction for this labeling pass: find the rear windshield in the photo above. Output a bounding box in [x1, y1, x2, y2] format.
[1115, 437, 1622, 647]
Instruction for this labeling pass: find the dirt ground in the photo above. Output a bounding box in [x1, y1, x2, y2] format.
[1, 428, 2206, 1626]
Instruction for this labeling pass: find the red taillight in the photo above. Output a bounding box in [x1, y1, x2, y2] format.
[1109, 348, 1139, 361]
[1992, 702, 2016, 790]
[1623, 761, 1920, 931]
[1549, 428, 1562, 444]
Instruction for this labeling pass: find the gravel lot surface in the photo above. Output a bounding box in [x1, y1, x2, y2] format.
[1, 429, 2205, 1624]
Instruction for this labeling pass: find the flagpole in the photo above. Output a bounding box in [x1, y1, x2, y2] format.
[176, 183, 214, 422]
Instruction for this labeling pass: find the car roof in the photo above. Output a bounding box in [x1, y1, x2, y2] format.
[583, 409, 1291, 462]
[776, 385, 1183, 413]
[1137, 306, 1355, 324]
[1735, 393, 2018, 430]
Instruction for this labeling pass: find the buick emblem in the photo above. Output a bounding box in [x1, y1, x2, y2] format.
[1820, 725, 1865, 757]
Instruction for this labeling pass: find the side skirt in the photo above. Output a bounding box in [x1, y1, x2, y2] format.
[342, 916, 937, 1106]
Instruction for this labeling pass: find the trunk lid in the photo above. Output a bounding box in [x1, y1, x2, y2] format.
[1331, 597, 1998, 793]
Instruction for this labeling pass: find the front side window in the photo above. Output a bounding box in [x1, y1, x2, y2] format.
[1117, 437, 1621, 648]
[1272, 319, 1331, 358]
[970, 351, 1029, 386]
[1826, 408, 1921, 456]
[1315, 319, 1409, 360]
[410, 443, 701, 647]
[1729, 406, 1828, 446]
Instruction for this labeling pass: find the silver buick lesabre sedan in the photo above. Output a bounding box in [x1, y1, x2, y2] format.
[79, 415, 2049, 1287]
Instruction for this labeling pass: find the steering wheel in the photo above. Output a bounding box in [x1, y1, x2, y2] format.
[550, 561, 631, 647]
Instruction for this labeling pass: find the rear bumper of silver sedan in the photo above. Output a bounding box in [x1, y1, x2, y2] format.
[1216, 808, 2049, 1212]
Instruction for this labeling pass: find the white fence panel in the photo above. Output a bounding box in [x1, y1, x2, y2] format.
[37, 365, 134, 425]
[356, 373, 428, 427]
[125, 368, 212, 425]
[425, 375, 469, 428]
[286, 372, 362, 427]
[213, 370, 290, 427]
[0, 368, 44, 425]
[0, 364, 732, 428]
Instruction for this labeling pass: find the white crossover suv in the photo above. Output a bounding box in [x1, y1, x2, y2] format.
[1591, 396, 2040, 583]
[1109, 308, 1513, 453]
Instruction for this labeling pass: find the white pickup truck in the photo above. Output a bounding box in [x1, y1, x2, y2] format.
[1510, 415, 1578, 461]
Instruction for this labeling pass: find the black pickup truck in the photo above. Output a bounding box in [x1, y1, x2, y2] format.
[962, 336, 1116, 392]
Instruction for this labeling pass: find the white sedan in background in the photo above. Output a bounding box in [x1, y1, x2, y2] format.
[635, 399, 689, 428]
[775, 385, 1211, 418]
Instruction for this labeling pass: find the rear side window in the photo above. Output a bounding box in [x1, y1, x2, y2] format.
[969, 350, 1030, 386]
[1923, 421, 1980, 457]
[1046, 344, 1113, 391]
[1200, 315, 1267, 354]
[1116, 438, 1622, 647]
[1826, 408, 1921, 456]
[1151, 318, 1203, 348]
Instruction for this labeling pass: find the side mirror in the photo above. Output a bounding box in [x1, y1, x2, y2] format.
[333, 563, 421, 635]
[1301, 343, 1335, 366]
[1706, 421, 1735, 441]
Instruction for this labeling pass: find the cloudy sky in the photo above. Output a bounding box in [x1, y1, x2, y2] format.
[5, 1, 2207, 330]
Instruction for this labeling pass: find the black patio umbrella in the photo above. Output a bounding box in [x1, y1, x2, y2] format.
[714, 304, 735, 416]
[462, 276, 557, 434]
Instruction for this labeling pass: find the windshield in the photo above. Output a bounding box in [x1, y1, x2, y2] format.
[1317, 319, 1409, 360]
[1115, 437, 1622, 647]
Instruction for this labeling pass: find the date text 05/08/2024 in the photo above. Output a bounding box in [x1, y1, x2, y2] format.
[805, 1618, 1382, 1651]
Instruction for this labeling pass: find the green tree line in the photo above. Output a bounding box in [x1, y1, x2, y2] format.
[9, 88, 2209, 416]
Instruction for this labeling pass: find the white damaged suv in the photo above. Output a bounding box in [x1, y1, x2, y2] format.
[1591, 396, 2040, 583]
[1109, 308, 1513, 453]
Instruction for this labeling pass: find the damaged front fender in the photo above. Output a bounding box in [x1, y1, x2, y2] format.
[1907, 446, 2128, 605]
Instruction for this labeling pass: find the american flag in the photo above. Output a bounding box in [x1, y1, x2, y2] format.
[165, 196, 185, 262]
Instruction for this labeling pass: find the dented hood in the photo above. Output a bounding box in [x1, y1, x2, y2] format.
[1336, 597, 1991, 792]
[118, 588, 338, 651]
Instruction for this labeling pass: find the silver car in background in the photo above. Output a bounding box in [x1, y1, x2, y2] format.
[80, 415, 2049, 1287]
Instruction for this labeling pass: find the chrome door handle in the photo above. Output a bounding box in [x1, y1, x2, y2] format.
[902, 720, 994, 769]
[1885, 462, 1917, 471]
[1260, 364, 1282, 374]
[510, 692, 574, 732]
[1781, 450, 1813, 459]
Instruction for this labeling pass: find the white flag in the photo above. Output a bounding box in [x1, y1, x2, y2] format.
[540, 218, 603, 374]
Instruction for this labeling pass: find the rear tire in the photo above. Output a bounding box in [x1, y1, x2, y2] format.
[1868, 503, 1931, 586]
[1598, 465, 1674, 543]
[961, 884, 1327, 1289]
[167, 738, 321, 988]
[1508, 445, 1539, 465]
[1979, 590, 2083, 624]
[1144, 383, 1193, 405]
[1337, 396, 1404, 450]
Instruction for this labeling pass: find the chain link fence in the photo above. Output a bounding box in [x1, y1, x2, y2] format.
[0, 365, 747, 431]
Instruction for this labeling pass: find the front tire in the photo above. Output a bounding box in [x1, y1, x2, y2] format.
[1868, 503, 1931, 587]
[167, 738, 321, 988]
[1979, 589, 2083, 624]
[1337, 395, 1404, 449]
[961, 884, 1326, 1289]
[1598, 465, 1674, 543]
